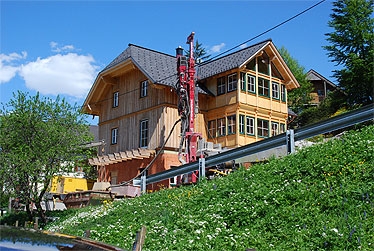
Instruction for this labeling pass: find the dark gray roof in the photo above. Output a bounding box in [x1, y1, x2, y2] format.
[102, 44, 177, 87]
[306, 69, 337, 88]
[101, 40, 271, 92]
[197, 40, 271, 80]
[288, 108, 297, 117]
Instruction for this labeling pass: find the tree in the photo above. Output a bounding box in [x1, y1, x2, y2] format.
[185, 40, 211, 63]
[0, 92, 93, 222]
[324, 0, 374, 106]
[278, 46, 314, 114]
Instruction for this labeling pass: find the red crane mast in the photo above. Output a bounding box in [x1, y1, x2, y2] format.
[176, 32, 202, 166]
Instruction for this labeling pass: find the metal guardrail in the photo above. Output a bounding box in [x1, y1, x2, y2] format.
[294, 104, 373, 141]
[145, 105, 373, 186]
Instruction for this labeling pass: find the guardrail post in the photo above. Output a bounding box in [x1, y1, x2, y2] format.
[140, 173, 146, 195]
[199, 157, 206, 181]
[286, 129, 295, 154]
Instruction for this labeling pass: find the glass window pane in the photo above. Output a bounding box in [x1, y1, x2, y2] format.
[208, 120, 216, 138]
[227, 115, 236, 134]
[257, 119, 269, 137]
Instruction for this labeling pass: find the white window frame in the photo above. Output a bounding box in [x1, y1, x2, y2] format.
[227, 115, 236, 135]
[217, 77, 226, 95]
[246, 116, 255, 135]
[257, 119, 269, 138]
[140, 119, 149, 148]
[280, 123, 286, 134]
[258, 78, 269, 97]
[240, 72, 246, 91]
[272, 82, 279, 99]
[227, 73, 237, 92]
[239, 114, 245, 134]
[140, 80, 148, 98]
[113, 91, 119, 108]
[111, 128, 118, 145]
[271, 122, 279, 136]
[281, 84, 286, 102]
[247, 75, 256, 93]
[217, 118, 226, 136]
[208, 120, 216, 138]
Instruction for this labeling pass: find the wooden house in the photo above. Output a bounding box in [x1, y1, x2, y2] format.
[82, 39, 299, 191]
[306, 69, 344, 105]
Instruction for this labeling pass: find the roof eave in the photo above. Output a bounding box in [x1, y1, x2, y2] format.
[82, 59, 134, 115]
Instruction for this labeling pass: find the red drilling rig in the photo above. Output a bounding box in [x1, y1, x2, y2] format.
[175, 32, 235, 185]
[176, 32, 202, 182]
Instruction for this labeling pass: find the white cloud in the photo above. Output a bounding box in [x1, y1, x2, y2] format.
[0, 52, 27, 84]
[50, 41, 75, 53]
[19, 53, 98, 98]
[239, 43, 248, 49]
[210, 43, 226, 53]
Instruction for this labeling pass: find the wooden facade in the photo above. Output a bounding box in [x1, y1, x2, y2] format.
[306, 69, 344, 105]
[83, 39, 299, 190]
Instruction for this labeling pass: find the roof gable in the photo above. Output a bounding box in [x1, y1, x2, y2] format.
[198, 40, 271, 80]
[83, 39, 299, 114]
[102, 44, 177, 87]
[306, 69, 337, 88]
[197, 39, 299, 90]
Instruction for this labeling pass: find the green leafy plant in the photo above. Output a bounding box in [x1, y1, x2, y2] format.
[45, 125, 374, 250]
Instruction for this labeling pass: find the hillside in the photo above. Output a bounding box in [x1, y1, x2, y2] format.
[45, 125, 374, 250]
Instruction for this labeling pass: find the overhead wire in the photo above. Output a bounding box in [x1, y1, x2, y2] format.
[81, 0, 326, 113]
[203, 0, 327, 63]
[86, 0, 326, 186]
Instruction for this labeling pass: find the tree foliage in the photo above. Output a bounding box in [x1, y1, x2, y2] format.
[185, 40, 211, 63]
[0, 92, 93, 222]
[295, 90, 348, 126]
[324, 0, 374, 106]
[278, 46, 314, 113]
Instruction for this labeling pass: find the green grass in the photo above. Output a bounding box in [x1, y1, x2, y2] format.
[44, 125, 374, 250]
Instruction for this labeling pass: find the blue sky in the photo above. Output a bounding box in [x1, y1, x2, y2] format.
[1, 0, 336, 124]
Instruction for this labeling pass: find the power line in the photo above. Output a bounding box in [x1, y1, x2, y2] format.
[202, 0, 327, 63]
[83, 0, 326, 111]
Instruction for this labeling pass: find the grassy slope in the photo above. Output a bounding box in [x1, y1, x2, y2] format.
[45, 125, 374, 250]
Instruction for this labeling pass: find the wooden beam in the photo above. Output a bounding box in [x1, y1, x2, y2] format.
[101, 76, 116, 86]
[120, 151, 129, 161]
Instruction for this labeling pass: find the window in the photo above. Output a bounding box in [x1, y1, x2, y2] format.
[239, 114, 245, 134]
[257, 119, 269, 138]
[217, 77, 226, 95]
[240, 72, 246, 91]
[271, 122, 279, 136]
[208, 120, 216, 138]
[272, 82, 279, 99]
[281, 84, 286, 102]
[113, 91, 119, 108]
[227, 74, 237, 92]
[280, 123, 286, 134]
[258, 78, 269, 97]
[140, 119, 149, 148]
[111, 128, 118, 144]
[217, 118, 226, 137]
[140, 80, 148, 98]
[247, 75, 256, 93]
[246, 116, 255, 135]
[170, 176, 177, 186]
[227, 115, 236, 135]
